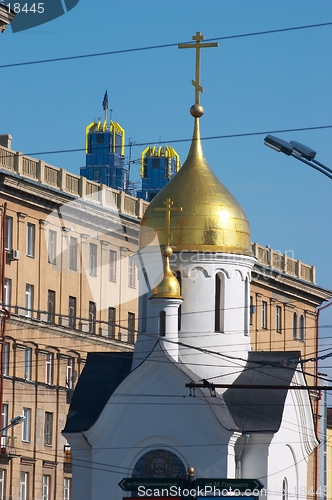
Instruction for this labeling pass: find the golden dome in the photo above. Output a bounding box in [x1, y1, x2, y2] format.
[139, 116, 251, 255]
[150, 247, 182, 300]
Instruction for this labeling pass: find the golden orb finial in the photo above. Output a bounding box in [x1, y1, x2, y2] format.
[190, 104, 204, 118]
[150, 248, 182, 300]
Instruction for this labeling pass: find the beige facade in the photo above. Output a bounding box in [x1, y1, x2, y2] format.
[0, 136, 331, 499]
[0, 137, 145, 500]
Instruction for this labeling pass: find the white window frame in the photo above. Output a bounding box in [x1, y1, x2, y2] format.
[20, 472, 28, 500]
[66, 358, 74, 388]
[3, 343, 9, 376]
[0, 469, 5, 500]
[1, 404, 8, 448]
[5, 216, 12, 251]
[25, 284, 34, 318]
[89, 243, 97, 276]
[128, 312, 135, 343]
[22, 408, 31, 442]
[276, 305, 282, 333]
[26, 223, 35, 257]
[48, 230, 57, 265]
[128, 255, 136, 288]
[69, 237, 77, 271]
[42, 475, 50, 500]
[24, 347, 32, 380]
[64, 477, 71, 500]
[45, 353, 53, 385]
[44, 412, 53, 446]
[262, 301, 268, 329]
[68, 296, 76, 329]
[109, 250, 117, 282]
[3, 278, 11, 307]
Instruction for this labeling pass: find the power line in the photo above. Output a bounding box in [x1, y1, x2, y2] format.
[1, 21, 331, 69]
[21, 124, 332, 157]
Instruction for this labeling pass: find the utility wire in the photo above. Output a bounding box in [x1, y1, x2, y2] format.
[19, 124, 332, 157]
[1, 21, 332, 69]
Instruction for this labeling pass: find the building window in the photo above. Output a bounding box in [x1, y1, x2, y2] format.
[3, 343, 9, 376]
[44, 412, 53, 446]
[5, 216, 12, 250]
[1, 404, 8, 449]
[68, 296, 76, 329]
[93, 169, 101, 181]
[215, 273, 224, 332]
[128, 312, 135, 343]
[66, 358, 74, 389]
[159, 311, 166, 336]
[109, 250, 117, 282]
[108, 307, 116, 338]
[47, 290, 56, 323]
[276, 305, 282, 333]
[249, 296, 254, 325]
[64, 478, 71, 500]
[42, 475, 50, 500]
[128, 255, 136, 288]
[20, 472, 28, 500]
[89, 243, 97, 276]
[300, 314, 305, 341]
[25, 284, 34, 318]
[293, 312, 298, 339]
[175, 271, 182, 331]
[0, 469, 5, 500]
[3, 278, 11, 307]
[141, 293, 147, 333]
[24, 347, 32, 380]
[282, 478, 288, 500]
[88, 301, 96, 334]
[26, 223, 35, 257]
[45, 353, 53, 385]
[262, 301, 268, 329]
[48, 230, 57, 265]
[69, 237, 77, 271]
[22, 408, 31, 442]
[244, 277, 249, 336]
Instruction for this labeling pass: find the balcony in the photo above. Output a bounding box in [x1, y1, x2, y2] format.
[0, 436, 17, 463]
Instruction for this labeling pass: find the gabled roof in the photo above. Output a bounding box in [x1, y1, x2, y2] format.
[63, 347, 302, 436]
[224, 351, 301, 432]
[63, 352, 133, 433]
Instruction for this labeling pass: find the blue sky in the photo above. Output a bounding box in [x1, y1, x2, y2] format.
[2, 0, 332, 377]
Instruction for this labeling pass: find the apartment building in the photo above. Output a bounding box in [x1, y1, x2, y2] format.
[0, 134, 145, 500]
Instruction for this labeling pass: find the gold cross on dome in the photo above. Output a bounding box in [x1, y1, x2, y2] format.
[155, 197, 182, 247]
[178, 31, 218, 104]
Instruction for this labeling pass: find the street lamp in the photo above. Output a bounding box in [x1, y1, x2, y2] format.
[264, 134, 332, 180]
[0, 415, 25, 435]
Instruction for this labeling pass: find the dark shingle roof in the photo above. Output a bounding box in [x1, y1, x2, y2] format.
[63, 352, 133, 433]
[224, 351, 301, 432]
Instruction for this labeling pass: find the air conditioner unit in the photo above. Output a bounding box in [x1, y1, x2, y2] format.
[10, 249, 19, 260]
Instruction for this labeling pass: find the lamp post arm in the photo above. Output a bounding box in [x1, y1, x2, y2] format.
[312, 158, 332, 176]
[290, 153, 332, 181]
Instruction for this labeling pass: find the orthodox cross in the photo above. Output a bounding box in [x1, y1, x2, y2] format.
[178, 31, 218, 105]
[155, 198, 182, 247]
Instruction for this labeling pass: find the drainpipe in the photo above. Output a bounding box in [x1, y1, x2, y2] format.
[0, 203, 9, 427]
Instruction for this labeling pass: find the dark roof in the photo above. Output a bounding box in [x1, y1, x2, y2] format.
[224, 351, 301, 433]
[63, 352, 133, 433]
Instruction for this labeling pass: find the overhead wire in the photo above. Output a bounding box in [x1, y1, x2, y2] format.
[1, 21, 332, 69]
